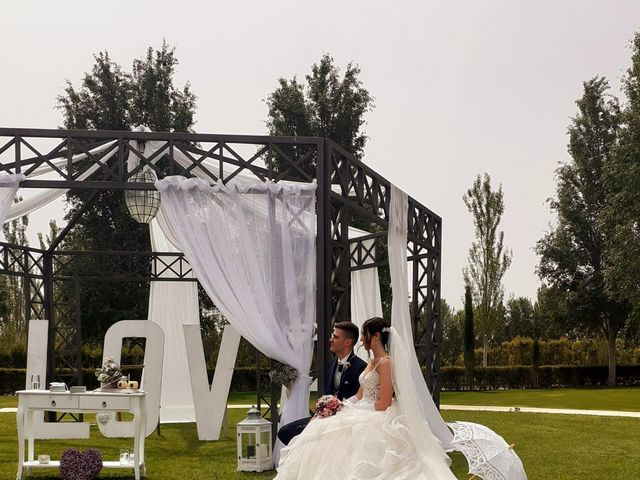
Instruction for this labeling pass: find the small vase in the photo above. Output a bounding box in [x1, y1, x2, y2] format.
[100, 379, 119, 389]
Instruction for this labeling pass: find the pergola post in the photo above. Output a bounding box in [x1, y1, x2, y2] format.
[315, 139, 331, 396]
[43, 253, 55, 387]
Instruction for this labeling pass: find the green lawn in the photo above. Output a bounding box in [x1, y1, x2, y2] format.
[5, 387, 639, 411]
[0, 395, 17, 408]
[440, 387, 640, 411]
[1, 388, 639, 478]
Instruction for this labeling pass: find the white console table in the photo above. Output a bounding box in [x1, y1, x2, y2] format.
[15, 389, 147, 480]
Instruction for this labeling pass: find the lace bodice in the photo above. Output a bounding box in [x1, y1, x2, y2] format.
[357, 356, 390, 408]
[358, 369, 381, 406]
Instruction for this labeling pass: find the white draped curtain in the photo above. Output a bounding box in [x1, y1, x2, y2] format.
[350, 239, 383, 360]
[0, 173, 24, 226]
[3, 143, 117, 223]
[156, 175, 316, 458]
[148, 218, 200, 423]
[388, 185, 453, 448]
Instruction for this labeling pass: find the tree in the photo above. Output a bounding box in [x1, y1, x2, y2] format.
[264, 53, 386, 314]
[503, 296, 536, 340]
[440, 298, 462, 366]
[56, 42, 197, 341]
[463, 173, 512, 366]
[266, 53, 374, 170]
[604, 33, 640, 316]
[463, 285, 475, 386]
[532, 285, 570, 340]
[537, 77, 627, 386]
[37, 220, 61, 250]
[0, 207, 29, 347]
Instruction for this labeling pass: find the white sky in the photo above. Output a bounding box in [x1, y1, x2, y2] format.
[1, 0, 639, 309]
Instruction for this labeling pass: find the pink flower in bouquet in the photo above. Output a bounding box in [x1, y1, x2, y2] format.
[315, 394, 343, 418]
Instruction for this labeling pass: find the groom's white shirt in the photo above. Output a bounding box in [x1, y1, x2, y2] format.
[333, 354, 351, 390]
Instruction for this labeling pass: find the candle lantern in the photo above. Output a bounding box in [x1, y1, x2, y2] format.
[237, 405, 273, 472]
[125, 168, 160, 224]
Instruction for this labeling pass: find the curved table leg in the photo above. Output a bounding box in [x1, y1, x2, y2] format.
[26, 409, 34, 475]
[16, 402, 24, 480]
[140, 398, 147, 477]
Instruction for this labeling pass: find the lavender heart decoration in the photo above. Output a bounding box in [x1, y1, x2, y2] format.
[60, 448, 103, 480]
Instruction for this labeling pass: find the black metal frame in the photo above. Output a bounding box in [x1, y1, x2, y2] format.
[0, 128, 443, 433]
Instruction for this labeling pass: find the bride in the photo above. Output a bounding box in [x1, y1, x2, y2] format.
[274, 317, 457, 480]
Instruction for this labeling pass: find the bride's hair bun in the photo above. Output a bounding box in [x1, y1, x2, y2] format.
[362, 317, 391, 350]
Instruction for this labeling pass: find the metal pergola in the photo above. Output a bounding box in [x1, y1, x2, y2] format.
[0, 127, 443, 425]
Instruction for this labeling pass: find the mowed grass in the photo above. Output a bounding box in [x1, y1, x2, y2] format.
[440, 387, 640, 411]
[0, 395, 17, 408]
[4, 387, 639, 411]
[1, 388, 639, 478]
[442, 410, 640, 479]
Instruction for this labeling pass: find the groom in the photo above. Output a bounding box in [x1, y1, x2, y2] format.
[277, 321, 367, 445]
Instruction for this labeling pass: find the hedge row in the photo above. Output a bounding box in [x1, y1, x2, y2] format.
[3, 365, 640, 395]
[0, 343, 146, 369]
[5, 336, 638, 370]
[440, 365, 640, 390]
[445, 337, 640, 368]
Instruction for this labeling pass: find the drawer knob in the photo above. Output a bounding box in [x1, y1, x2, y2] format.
[51, 400, 56, 407]
[102, 401, 107, 408]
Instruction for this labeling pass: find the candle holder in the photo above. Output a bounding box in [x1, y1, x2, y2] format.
[236, 406, 272, 472]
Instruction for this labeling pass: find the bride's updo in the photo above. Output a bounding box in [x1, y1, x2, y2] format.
[362, 317, 391, 351]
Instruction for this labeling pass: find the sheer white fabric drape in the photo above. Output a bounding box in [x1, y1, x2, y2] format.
[350, 239, 383, 360]
[388, 328, 457, 479]
[148, 219, 200, 423]
[155, 175, 316, 459]
[3, 143, 117, 223]
[388, 185, 453, 449]
[0, 173, 24, 226]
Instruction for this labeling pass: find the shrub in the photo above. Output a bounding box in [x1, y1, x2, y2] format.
[440, 365, 640, 390]
[452, 337, 639, 368]
[0, 342, 27, 368]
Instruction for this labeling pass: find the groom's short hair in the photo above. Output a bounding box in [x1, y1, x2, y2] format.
[334, 321, 359, 347]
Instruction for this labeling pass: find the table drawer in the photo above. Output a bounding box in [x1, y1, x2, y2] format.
[78, 396, 130, 411]
[27, 395, 78, 410]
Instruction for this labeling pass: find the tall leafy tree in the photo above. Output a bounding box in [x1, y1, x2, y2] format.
[463, 173, 512, 366]
[37, 220, 61, 250]
[537, 77, 627, 386]
[502, 296, 536, 340]
[604, 33, 640, 314]
[265, 53, 385, 313]
[440, 298, 462, 366]
[463, 285, 475, 385]
[532, 285, 570, 340]
[266, 53, 374, 169]
[0, 210, 29, 347]
[56, 42, 197, 340]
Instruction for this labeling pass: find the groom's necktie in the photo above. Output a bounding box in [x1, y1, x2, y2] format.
[334, 360, 347, 391]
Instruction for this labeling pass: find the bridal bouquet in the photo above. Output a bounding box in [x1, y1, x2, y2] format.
[315, 394, 343, 418]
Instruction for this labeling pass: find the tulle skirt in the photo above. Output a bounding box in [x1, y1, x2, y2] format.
[274, 401, 455, 480]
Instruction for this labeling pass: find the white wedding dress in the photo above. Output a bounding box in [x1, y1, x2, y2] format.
[274, 363, 457, 480]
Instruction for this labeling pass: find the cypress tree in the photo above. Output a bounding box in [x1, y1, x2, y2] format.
[463, 285, 475, 388]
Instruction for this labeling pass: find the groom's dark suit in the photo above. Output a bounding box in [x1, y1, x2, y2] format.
[324, 352, 368, 401]
[277, 351, 367, 446]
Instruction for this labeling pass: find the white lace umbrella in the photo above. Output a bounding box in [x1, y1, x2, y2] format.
[448, 421, 527, 480]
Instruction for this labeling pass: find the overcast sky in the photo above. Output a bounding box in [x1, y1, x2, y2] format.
[1, 1, 639, 309]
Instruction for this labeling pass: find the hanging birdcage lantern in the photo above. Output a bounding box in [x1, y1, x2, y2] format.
[125, 168, 160, 224]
